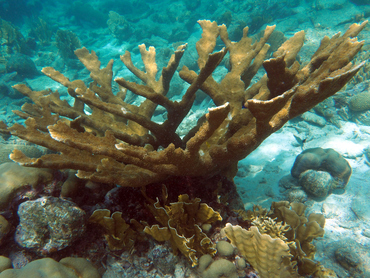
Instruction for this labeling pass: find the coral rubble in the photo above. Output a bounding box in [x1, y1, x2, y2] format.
[0, 20, 367, 190]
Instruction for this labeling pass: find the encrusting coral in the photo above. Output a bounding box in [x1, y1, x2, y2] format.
[0, 20, 367, 189]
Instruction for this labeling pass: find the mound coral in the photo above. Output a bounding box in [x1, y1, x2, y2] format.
[0, 20, 366, 189]
[349, 89, 370, 111]
[0, 257, 100, 278]
[0, 162, 54, 210]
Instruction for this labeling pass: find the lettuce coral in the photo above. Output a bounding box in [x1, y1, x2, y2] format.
[222, 224, 297, 278]
[144, 194, 222, 266]
[89, 208, 147, 251]
[231, 202, 329, 277]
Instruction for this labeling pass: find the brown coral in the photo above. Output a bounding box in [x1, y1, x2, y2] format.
[0, 257, 100, 278]
[0, 162, 54, 210]
[0, 20, 367, 188]
[225, 202, 328, 277]
[268, 202, 326, 276]
[28, 18, 53, 46]
[222, 224, 298, 278]
[89, 209, 147, 251]
[144, 194, 222, 266]
[0, 18, 28, 55]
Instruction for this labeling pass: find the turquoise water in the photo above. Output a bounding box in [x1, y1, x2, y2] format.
[0, 0, 370, 277]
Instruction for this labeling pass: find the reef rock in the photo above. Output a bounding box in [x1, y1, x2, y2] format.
[148, 245, 179, 275]
[15, 196, 86, 254]
[300, 111, 327, 127]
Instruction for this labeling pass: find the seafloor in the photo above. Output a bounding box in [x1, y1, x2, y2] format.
[0, 0, 370, 277]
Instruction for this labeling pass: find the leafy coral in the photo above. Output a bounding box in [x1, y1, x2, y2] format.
[0, 18, 29, 56]
[55, 30, 81, 60]
[144, 194, 222, 266]
[223, 201, 332, 277]
[89, 209, 147, 251]
[232, 201, 328, 277]
[28, 18, 53, 47]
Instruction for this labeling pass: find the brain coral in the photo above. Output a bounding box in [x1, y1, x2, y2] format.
[298, 170, 333, 198]
[349, 90, 370, 111]
[291, 148, 352, 190]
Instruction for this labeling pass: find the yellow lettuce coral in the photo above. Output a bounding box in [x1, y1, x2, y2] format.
[222, 224, 297, 278]
[144, 194, 222, 266]
[89, 209, 146, 251]
[230, 202, 329, 277]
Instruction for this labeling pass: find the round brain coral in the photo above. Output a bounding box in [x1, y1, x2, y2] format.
[291, 147, 352, 190]
[349, 89, 370, 112]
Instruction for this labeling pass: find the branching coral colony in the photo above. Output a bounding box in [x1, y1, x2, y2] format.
[0, 20, 367, 188]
